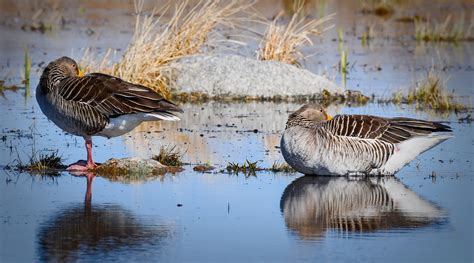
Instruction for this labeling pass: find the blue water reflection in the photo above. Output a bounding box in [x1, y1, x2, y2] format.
[281, 176, 445, 239]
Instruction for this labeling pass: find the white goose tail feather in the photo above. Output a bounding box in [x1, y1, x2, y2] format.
[381, 132, 453, 175]
[97, 112, 181, 138]
[146, 112, 181, 121]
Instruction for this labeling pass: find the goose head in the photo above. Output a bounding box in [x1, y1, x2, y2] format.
[286, 103, 332, 128]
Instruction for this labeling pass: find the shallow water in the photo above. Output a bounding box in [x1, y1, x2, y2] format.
[1, 93, 473, 261]
[1, 0, 474, 261]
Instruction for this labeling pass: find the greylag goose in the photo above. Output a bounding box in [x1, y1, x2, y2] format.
[36, 57, 183, 171]
[281, 104, 453, 176]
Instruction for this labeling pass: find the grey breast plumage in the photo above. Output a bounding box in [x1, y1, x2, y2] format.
[36, 58, 182, 138]
[281, 113, 452, 176]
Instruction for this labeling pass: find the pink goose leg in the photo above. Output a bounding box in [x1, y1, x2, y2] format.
[85, 138, 97, 169]
[66, 137, 98, 171]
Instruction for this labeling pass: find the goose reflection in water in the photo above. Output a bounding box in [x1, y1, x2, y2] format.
[37, 173, 173, 262]
[280, 176, 445, 239]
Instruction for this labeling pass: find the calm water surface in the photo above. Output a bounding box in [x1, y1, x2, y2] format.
[1, 95, 473, 262]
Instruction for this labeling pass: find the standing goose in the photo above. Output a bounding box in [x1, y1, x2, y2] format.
[281, 104, 453, 176]
[36, 56, 183, 171]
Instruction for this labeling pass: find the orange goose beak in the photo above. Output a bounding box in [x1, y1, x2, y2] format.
[326, 113, 333, 121]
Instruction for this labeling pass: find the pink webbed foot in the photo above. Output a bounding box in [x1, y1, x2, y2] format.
[66, 160, 97, 171]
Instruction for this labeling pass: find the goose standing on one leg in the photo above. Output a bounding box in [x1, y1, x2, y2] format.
[36, 56, 183, 171]
[280, 103, 453, 176]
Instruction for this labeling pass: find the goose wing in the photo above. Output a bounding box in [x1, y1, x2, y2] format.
[57, 73, 182, 117]
[323, 115, 452, 144]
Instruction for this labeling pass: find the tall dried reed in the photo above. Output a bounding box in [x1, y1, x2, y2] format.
[257, 5, 333, 65]
[82, 0, 251, 98]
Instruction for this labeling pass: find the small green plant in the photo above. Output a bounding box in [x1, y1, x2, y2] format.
[337, 28, 348, 87]
[226, 159, 261, 176]
[360, 24, 376, 48]
[361, 31, 367, 47]
[23, 47, 31, 92]
[16, 150, 65, 174]
[152, 145, 184, 167]
[337, 28, 344, 52]
[340, 48, 348, 87]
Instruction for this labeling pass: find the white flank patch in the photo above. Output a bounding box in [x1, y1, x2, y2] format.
[97, 112, 180, 138]
[381, 132, 453, 174]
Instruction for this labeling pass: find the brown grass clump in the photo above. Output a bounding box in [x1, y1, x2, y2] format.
[415, 14, 474, 42]
[257, 5, 333, 65]
[82, 0, 251, 98]
[0, 80, 19, 97]
[360, 0, 394, 17]
[392, 69, 467, 112]
[152, 145, 184, 167]
[15, 150, 65, 174]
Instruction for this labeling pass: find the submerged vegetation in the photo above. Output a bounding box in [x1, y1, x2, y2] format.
[257, 3, 333, 65]
[226, 160, 297, 175]
[392, 69, 467, 112]
[152, 145, 184, 167]
[415, 14, 474, 42]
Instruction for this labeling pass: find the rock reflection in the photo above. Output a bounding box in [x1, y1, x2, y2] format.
[123, 102, 343, 164]
[281, 176, 444, 239]
[37, 174, 173, 262]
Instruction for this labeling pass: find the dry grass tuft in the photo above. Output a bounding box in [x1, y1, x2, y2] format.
[257, 5, 333, 65]
[82, 0, 251, 99]
[392, 68, 467, 112]
[415, 14, 474, 42]
[15, 150, 65, 174]
[152, 145, 184, 167]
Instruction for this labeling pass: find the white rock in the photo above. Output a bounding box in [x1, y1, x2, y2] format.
[165, 55, 343, 97]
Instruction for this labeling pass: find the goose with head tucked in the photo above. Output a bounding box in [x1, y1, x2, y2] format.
[280, 103, 453, 176]
[36, 56, 183, 171]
